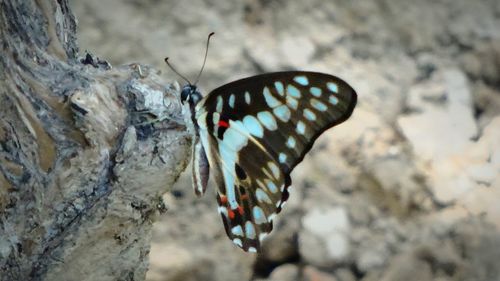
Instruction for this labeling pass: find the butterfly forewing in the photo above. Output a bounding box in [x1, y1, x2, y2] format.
[195, 71, 357, 252]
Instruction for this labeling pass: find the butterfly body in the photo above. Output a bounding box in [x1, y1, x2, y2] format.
[180, 71, 357, 252]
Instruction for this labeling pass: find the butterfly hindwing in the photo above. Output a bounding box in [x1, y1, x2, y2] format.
[198, 121, 286, 252]
[194, 71, 357, 251]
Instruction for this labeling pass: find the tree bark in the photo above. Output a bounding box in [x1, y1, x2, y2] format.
[0, 1, 190, 280]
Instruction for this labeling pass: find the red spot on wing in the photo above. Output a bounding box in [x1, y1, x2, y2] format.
[218, 120, 229, 128]
[228, 209, 235, 219]
[220, 195, 228, 204]
[237, 206, 244, 215]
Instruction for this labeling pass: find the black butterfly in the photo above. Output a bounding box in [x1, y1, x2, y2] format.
[167, 33, 357, 252]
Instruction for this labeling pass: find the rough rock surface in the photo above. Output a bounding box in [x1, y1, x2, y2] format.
[72, 0, 500, 280]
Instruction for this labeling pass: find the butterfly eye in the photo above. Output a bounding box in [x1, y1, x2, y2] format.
[180, 86, 192, 104]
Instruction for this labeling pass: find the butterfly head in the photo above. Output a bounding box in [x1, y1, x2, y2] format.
[180, 84, 202, 106]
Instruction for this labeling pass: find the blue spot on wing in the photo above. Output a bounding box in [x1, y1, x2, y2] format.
[310, 87, 322, 97]
[327, 82, 338, 93]
[242, 116, 264, 138]
[287, 84, 301, 98]
[293, 75, 309, 86]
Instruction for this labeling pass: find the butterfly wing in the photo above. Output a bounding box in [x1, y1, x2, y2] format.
[197, 116, 287, 252]
[195, 71, 357, 251]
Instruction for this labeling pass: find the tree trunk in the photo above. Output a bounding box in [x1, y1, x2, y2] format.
[0, 1, 190, 280]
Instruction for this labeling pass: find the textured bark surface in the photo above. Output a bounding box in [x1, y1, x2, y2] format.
[0, 1, 190, 280]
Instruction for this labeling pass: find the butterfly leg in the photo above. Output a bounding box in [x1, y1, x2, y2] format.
[131, 110, 185, 127]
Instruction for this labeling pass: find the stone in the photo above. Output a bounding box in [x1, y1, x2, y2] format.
[334, 269, 356, 281]
[303, 266, 338, 281]
[367, 155, 428, 216]
[146, 244, 214, 281]
[302, 207, 350, 236]
[472, 82, 500, 128]
[279, 36, 316, 68]
[452, 219, 500, 281]
[398, 69, 477, 162]
[426, 116, 499, 227]
[380, 253, 432, 281]
[299, 229, 331, 268]
[269, 264, 300, 281]
[300, 207, 351, 266]
[260, 219, 300, 263]
[356, 243, 389, 273]
[397, 69, 486, 205]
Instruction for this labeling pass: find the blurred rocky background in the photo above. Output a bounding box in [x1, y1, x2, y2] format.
[71, 0, 500, 280]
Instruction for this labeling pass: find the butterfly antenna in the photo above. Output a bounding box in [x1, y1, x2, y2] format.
[193, 32, 215, 85]
[164, 57, 192, 85]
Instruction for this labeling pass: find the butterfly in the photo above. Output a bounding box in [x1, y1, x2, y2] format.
[167, 33, 357, 252]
